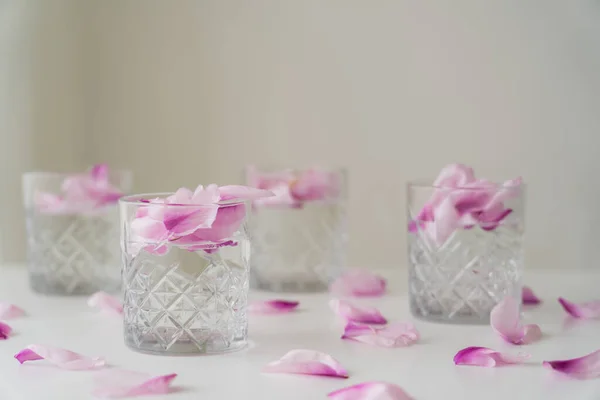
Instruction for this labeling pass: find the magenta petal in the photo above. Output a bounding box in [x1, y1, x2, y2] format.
[329, 299, 387, 325]
[329, 270, 386, 297]
[522, 286, 542, 305]
[163, 206, 219, 236]
[14, 345, 105, 370]
[342, 322, 419, 347]
[558, 297, 600, 319]
[543, 349, 600, 379]
[263, 349, 348, 378]
[93, 370, 178, 398]
[0, 322, 12, 340]
[490, 297, 541, 345]
[248, 300, 299, 314]
[454, 346, 530, 367]
[88, 292, 123, 315]
[0, 303, 25, 319]
[328, 382, 413, 400]
[218, 185, 274, 200]
[90, 164, 109, 183]
[188, 203, 246, 242]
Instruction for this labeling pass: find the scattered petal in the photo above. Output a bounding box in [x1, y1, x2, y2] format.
[88, 292, 123, 315]
[490, 297, 542, 345]
[522, 286, 542, 305]
[330, 270, 386, 297]
[248, 300, 299, 314]
[0, 303, 25, 319]
[558, 298, 600, 319]
[14, 345, 105, 370]
[0, 322, 12, 340]
[454, 346, 530, 367]
[328, 382, 413, 400]
[93, 370, 178, 398]
[263, 350, 348, 378]
[341, 322, 419, 347]
[330, 299, 387, 325]
[543, 349, 600, 379]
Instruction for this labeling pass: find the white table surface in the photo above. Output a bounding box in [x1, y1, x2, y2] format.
[0, 266, 599, 400]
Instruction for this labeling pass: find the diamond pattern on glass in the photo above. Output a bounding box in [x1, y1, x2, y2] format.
[123, 241, 249, 355]
[249, 203, 346, 292]
[26, 210, 121, 295]
[408, 220, 523, 324]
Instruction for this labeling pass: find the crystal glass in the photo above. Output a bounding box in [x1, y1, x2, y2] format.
[245, 166, 347, 292]
[407, 181, 525, 324]
[120, 193, 250, 355]
[23, 169, 131, 296]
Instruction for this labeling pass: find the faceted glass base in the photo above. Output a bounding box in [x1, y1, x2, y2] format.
[26, 210, 121, 296]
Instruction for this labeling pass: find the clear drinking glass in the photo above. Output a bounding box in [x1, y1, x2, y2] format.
[407, 181, 525, 324]
[120, 194, 250, 355]
[245, 166, 347, 292]
[23, 168, 131, 296]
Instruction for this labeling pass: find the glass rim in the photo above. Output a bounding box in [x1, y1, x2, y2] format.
[119, 192, 248, 207]
[407, 179, 526, 191]
[245, 164, 347, 174]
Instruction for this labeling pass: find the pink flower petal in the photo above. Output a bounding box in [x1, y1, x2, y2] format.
[191, 184, 221, 204]
[429, 196, 461, 244]
[290, 169, 339, 202]
[490, 297, 542, 345]
[0, 303, 25, 319]
[558, 297, 600, 319]
[543, 349, 600, 379]
[14, 345, 105, 370]
[252, 184, 302, 208]
[328, 382, 413, 400]
[248, 300, 299, 314]
[93, 370, 178, 398]
[90, 164, 109, 183]
[187, 203, 246, 242]
[454, 346, 530, 367]
[218, 185, 274, 201]
[522, 286, 542, 305]
[0, 322, 12, 340]
[130, 216, 169, 242]
[166, 187, 194, 204]
[329, 299, 387, 325]
[433, 163, 476, 188]
[88, 292, 123, 315]
[163, 206, 219, 236]
[341, 322, 419, 347]
[263, 349, 348, 378]
[329, 270, 387, 297]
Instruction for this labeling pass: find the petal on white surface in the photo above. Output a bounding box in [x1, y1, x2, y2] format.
[0, 303, 25, 319]
[341, 322, 419, 347]
[263, 349, 349, 378]
[14, 344, 106, 370]
[93, 370, 178, 398]
[329, 299, 387, 324]
[88, 292, 123, 315]
[328, 381, 414, 400]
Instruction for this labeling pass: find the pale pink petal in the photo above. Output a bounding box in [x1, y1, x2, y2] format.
[490, 297, 541, 345]
[290, 169, 338, 202]
[341, 322, 419, 347]
[263, 349, 348, 378]
[0, 322, 12, 340]
[543, 349, 600, 379]
[329, 270, 386, 297]
[166, 187, 193, 204]
[14, 345, 105, 370]
[454, 347, 530, 367]
[0, 303, 25, 319]
[433, 163, 476, 188]
[429, 196, 461, 244]
[188, 203, 246, 242]
[130, 216, 169, 241]
[218, 185, 274, 201]
[558, 298, 600, 319]
[522, 286, 542, 305]
[329, 299, 387, 325]
[34, 192, 68, 214]
[191, 184, 221, 204]
[93, 370, 177, 398]
[90, 164, 110, 184]
[248, 300, 299, 314]
[253, 184, 302, 208]
[328, 382, 413, 400]
[88, 292, 123, 315]
[163, 205, 219, 236]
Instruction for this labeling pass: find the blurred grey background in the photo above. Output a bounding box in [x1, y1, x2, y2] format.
[1, 0, 599, 269]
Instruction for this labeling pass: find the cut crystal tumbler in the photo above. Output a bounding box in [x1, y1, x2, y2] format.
[23, 167, 131, 295]
[246, 167, 347, 292]
[120, 194, 250, 355]
[407, 181, 524, 324]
